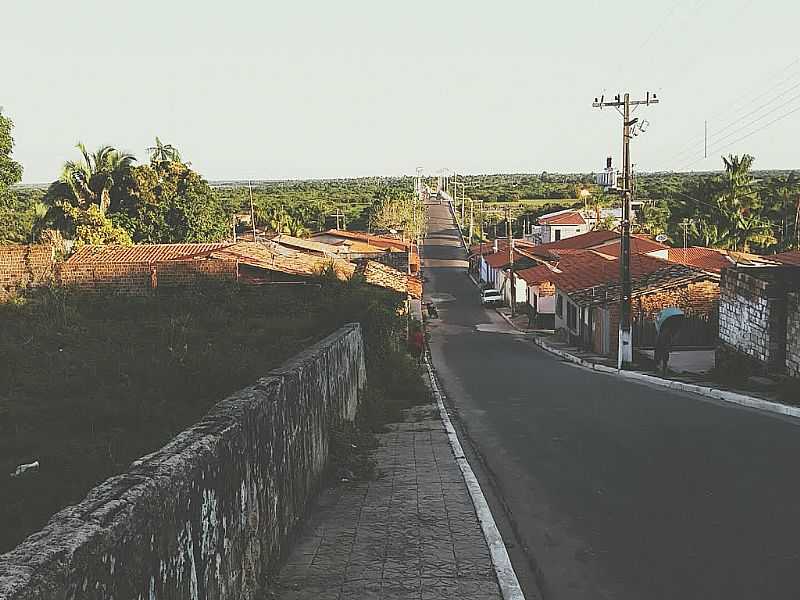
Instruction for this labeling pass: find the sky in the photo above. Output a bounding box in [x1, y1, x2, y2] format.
[3, 0, 800, 183]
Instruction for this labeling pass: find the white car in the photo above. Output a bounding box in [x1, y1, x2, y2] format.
[480, 289, 503, 306]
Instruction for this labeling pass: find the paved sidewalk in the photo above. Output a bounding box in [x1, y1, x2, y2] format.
[274, 403, 502, 600]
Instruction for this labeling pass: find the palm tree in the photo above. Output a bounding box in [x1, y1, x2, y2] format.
[147, 137, 182, 168]
[766, 171, 799, 249]
[585, 193, 614, 230]
[60, 143, 136, 214]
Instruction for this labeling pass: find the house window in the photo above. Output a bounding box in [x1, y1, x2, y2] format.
[554, 229, 561, 241]
[556, 294, 563, 317]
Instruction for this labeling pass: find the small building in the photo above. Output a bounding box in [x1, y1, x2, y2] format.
[516, 264, 558, 328]
[309, 230, 420, 274]
[717, 265, 800, 378]
[537, 210, 587, 243]
[551, 251, 719, 355]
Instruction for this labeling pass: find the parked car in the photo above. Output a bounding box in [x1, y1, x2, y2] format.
[480, 289, 503, 306]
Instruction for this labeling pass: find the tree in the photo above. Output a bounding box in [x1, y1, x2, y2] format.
[716, 154, 775, 252]
[0, 110, 23, 193]
[52, 143, 136, 214]
[368, 188, 426, 242]
[764, 171, 799, 250]
[59, 203, 132, 247]
[147, 137, 182, 168]
[0, 109, 28, 242]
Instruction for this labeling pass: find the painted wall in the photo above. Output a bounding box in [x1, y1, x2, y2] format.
[0, 324, 367, 600]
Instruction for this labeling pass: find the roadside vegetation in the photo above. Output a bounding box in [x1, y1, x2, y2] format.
[0, 277, 426, 553]
[3, 106, 798, 253]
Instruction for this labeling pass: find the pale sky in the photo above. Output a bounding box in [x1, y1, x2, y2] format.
[3, 0, 799, 183]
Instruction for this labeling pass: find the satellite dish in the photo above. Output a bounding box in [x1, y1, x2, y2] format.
[655, 234, 668, 243]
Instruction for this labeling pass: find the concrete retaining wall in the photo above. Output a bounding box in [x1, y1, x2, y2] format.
[0, 324, 366, 599]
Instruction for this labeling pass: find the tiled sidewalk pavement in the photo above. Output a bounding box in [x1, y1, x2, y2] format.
[274, 403, 502, 600]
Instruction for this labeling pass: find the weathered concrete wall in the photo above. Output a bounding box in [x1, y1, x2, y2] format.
[0, 324, 366, 599]
[786, 292, 800, 378]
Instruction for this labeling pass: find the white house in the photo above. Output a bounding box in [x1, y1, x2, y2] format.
[538, 210, 588, 243]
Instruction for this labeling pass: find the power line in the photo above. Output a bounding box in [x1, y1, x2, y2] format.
[674, 101, 800, 171]
[668, 79, 800, 165]
[664, 56, 800, 162]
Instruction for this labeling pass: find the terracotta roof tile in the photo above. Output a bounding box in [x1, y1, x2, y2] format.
[269, 234, 348, 257]
[523, 230, 620, 260]
[359, 260, 422, 299]
[593, 236, 670, 257]
[210, 242, 355, 280]
[516, 264, 557, 285]
[67, 243, 231, 264]
[538, 211, 586, 226]
[549, 251, 671, 293]
[314, 229, 414, 251]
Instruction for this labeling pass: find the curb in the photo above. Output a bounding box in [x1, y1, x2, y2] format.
[446, 200, 470, 253]
[527, 333, 800, 420]
[424, 355, 526, 600]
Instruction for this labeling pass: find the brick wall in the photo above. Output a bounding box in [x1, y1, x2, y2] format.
[58, 259, 238, 295]
[787, 292, 800, 378]
[601, 280, 719, 357]
[0, 324, 367, 600]
[718, 268, 787, 369]
[0, 245, 56, 301]
[636, 280, 719, 320]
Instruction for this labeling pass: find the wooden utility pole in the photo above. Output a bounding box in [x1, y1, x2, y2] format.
[506, 206, 516, 317]
[469, 199, 474, 243]
[593, 92, 659, 368]
[248, 180, 257, 241]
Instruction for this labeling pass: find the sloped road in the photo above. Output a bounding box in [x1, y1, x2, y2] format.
[422, 201, 800, 600]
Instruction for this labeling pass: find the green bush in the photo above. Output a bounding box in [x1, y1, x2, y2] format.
[0, 278, 414, 552]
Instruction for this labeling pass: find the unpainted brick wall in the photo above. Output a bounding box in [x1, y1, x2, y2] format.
[603, 280, 719, 357]
[718, 268, 785, 368]
[0, 245, 56, 301]
[786, 292, 800, 378]
[58, 259, 238, 295]
[0, 324, 367, 600]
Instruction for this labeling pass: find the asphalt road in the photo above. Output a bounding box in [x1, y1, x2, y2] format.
[422, 201, 800, 600]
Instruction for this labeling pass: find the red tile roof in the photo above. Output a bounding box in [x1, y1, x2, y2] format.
[538, 211, 586, 226]
[666, 247, 734, 273]
[770, 250, 800, 266]
[592, 235, 670, 258]
[67, 243, 231, 264]
[468, 239, 537, 257]
[549, 251, 671, 293]
[516, 264, 557, 285]
[483, 250, 529, 269]
[666, 247, 773, 272]
[358, 260, 422, 299]
[210, 242, 356, 280]
[521, 230, 620, 260]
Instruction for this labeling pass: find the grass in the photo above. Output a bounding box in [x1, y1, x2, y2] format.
[0, 278, 416, 553]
